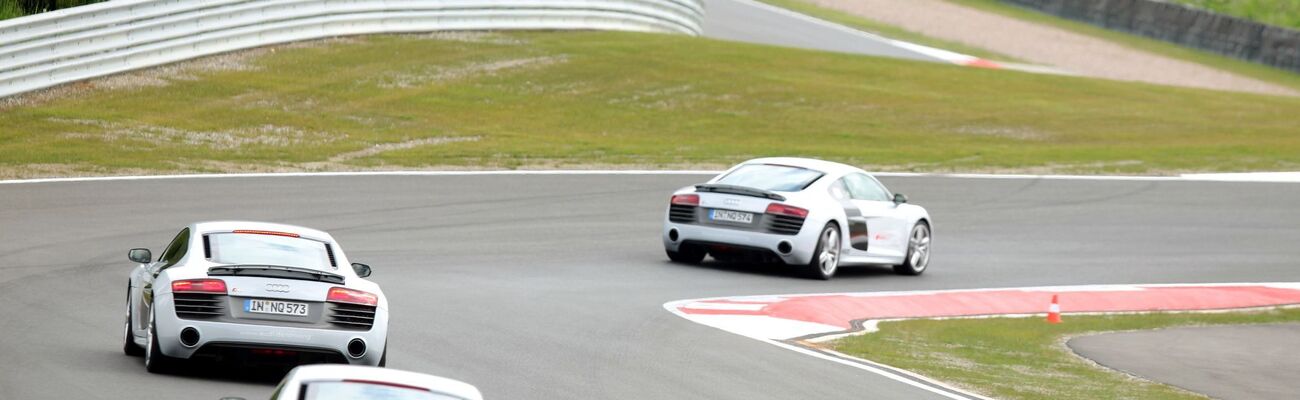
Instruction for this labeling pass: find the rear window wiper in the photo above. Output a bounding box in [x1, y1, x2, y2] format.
[694, 183, 787, 201]
[208, 264, 345, 284]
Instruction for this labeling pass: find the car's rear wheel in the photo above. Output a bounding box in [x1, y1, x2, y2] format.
[666, 243, 706, 264]
[144, 310, 178, 374]
[893, 222, 931, 276]
[378, 342, 387, 367]
[123, 285, 143, 357]
[806, 223, 841, 280]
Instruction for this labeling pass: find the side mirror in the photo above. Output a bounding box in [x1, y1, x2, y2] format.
[893, 193, 908, 205]
[351, 263, 372, 278]
[128, 248, 152, 264]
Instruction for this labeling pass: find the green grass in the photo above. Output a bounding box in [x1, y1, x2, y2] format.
[1170, 0, 1300, 30]
[757, 0, 1022, 62]
[831, 307, 1300, 400]
[0, 1, 106, 21]
[0, 2, 26, 20]
[948, 0, 1300, 93]
[2, 31, 1300, 178]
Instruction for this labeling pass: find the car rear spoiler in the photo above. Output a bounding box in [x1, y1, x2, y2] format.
[694, 183, 786, 201]
[208, 264, 345, 284]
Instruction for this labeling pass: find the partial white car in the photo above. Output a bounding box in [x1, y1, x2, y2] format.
[662, 157, 932, 279]
[122, 221, 389, 373]
[270, 365, 483, 400]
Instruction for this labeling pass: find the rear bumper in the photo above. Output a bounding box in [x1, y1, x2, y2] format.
[153, 294, 387, 366]
[663, 219, 816, 265]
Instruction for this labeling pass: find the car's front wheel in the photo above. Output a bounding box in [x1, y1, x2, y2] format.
[893, 222, 931, 276]
[123, 285, 144, 357]
[666, 243, 706, 264]
[806, 223, 841, 280]
[144, 309, 178, 374]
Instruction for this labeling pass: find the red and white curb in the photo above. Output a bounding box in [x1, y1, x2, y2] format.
[663, 283, 1300, 400]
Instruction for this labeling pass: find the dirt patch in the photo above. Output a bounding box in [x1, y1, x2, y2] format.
[50, 118, 344, 149]
[803, 0, 1298, 96]
[362, 56, 568, 89]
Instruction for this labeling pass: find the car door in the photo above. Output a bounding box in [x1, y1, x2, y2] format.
[841, 173, 909, 259]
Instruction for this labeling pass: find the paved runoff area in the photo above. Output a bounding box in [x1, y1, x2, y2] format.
[1070, 324, 1300, 400]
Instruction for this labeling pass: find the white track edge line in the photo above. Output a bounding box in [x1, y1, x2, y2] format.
[662, 300, 982, 400]
[2, 170, 1298, 186]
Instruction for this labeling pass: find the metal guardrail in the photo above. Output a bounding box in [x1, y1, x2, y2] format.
[0, 0, 705, 98]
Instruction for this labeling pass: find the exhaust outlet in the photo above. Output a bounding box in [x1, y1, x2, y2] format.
[668, 229, 679, 242]
[777, 241, 793, 254]
[347, 338, 367, 358]
[179, 327, 201, 347]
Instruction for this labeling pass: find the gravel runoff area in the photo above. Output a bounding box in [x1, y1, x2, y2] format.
[804, 0, 1298, 96]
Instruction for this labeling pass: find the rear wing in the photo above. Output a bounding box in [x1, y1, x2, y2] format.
[694, 183, 786, 201]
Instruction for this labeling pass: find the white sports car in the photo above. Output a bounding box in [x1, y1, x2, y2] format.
[122, 221, 389, 373]
[662, 157, 932, 279]
[270, 365, 482, 400]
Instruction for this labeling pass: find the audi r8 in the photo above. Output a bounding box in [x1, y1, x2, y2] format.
[121, 221, 388, 373]
[662, 157, 932, 279]
[270, 364, 482, 400]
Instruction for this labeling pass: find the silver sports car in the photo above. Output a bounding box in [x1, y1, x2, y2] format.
[270, 364, 483, 400]
[122, 221, 389, 373]
[663, 157, 932, 279]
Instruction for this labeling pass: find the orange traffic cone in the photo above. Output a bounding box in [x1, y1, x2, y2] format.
[1046, 294, 1062, 324]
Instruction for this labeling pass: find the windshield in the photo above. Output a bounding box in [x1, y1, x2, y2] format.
[302, 381, 464, 400]
[714, 164, 825, 192]
[207, 233, 334, 271]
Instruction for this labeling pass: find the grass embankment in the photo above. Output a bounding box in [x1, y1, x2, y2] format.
[2, 31, 1300, 178]
[831, 307, 1300, 400]
[947, 0, 1300, 93]
[1170, 0, 1300, 30]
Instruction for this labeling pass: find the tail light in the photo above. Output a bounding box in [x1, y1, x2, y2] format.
[343, 379, 430, 392]
[172, 279, 227, 294]
[327, 287, 379, 306]
[765, 203, 809, 218]
[233, 229, 300, 238]
[671, 194, 700, 206]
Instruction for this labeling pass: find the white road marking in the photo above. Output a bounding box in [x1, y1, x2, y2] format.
[2, 170, 1298, 186]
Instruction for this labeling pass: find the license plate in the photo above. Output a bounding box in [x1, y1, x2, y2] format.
[245, 299, 309, 317]
[710, 209, 754, 224]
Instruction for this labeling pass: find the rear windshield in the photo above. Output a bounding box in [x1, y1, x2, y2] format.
[715, 164, 824, 192]
[207, 233, 334, 271]
[302, 381, 464, 400]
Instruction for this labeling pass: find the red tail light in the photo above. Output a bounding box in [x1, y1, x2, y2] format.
[327, 287, 378, 306]
[343, 379, 430, 392]
[671, 194, 700, 206]
[765, 203, 809, 218]
[172, 279, 227, 294]
[233, 229, 300, 238]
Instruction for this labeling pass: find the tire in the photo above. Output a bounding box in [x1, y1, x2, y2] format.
[123, 286, 144, 357]
[378, 343, 387, 367]
[144, 310, 178, 374]
[666, 243, 706, 264]
[893, 222, 932, 276]
[805, 223, 841, 280]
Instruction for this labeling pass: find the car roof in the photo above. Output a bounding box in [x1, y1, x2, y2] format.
[191, 221, 335, 242]
[286, 365, 483, 400]
[741, 157, 863, 176]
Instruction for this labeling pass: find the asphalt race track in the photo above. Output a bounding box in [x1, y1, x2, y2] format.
[2, 174, 1299, 399]
[700, 0, 943, 62]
